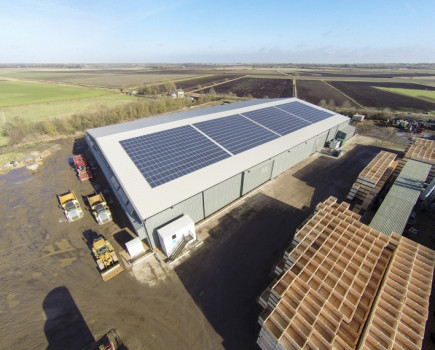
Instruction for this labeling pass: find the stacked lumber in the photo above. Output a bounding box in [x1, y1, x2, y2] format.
[257, 197, 435, 350]
[396, 138, 435, 182]
[346, 151, 397, 213]
[358, 232, 435, 349]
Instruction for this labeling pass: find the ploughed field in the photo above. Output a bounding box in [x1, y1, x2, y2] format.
[329, 81, 435, 111]
[175, 74, 244, 92]
[199, 77, 293, 98]
[302, 71, 435, 78]
[296, 80, 357, 107]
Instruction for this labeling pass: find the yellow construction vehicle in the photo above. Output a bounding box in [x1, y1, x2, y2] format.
[87, 193, 112, 225]
[92, 237, 123, 281]
[58, 190, 84, 222]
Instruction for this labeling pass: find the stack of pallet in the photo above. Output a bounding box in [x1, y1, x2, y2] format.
[257, 197, 435, 350]
[396, 138, 435, 182]
[346, 151, 397, 213]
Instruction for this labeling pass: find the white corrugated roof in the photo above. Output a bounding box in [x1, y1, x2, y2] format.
[87, 98, 349, 220]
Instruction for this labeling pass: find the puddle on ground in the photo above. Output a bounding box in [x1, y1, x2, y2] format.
[1, 167, 33, 186]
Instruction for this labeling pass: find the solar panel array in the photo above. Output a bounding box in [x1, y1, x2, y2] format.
[120, 101, 337, 187]
[194, 114, 279, 155]
[242, 107, 310, 136]
[277, 101, 334, 123]
[120, 125, 230, 188]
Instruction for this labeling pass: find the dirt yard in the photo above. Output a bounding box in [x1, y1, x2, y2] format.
[0, 125, 433, 349]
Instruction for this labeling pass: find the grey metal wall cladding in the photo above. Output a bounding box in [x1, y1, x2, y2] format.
[242, 159, 273, 195]
[305, 138, 316, 156]
[111, 175, 120, 190]
[144, 193, 204, 249]
[312, 132, 328, 153]
[204, 174, 242, 217]
[117, 187, 129, 204]
[288, 145, 302, 168]
[136, 226, 147, 241]
[294, 140, 313, 163]
[338, 121, 350, 130]
[271, 149, 295, 178]
[327, 126, 338, 141]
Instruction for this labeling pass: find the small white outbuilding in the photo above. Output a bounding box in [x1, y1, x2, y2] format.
[157, 215, 196, 257]
[125, 237, 146, 259]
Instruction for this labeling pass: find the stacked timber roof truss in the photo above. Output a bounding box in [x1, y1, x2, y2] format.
[257, 197, 435, 350]
[346, 151, 398, 213]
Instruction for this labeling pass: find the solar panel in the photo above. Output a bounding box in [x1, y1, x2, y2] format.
[193, 114, 279, 155]
[276, 101, 334, 123]
[120, 125, 230, 188]
[242, 107, 310, 136]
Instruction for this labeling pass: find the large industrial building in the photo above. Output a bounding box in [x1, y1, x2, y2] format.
[86, 98, 354, 251]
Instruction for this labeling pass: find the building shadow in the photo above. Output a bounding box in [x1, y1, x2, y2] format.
[72, 137, 89, 155]
[43, 286, 94, 350]
[174, 193, 308, 349]
[291, 144, 400, 213]
[173, 142, 405, 349]
[113, 229, 135, 251]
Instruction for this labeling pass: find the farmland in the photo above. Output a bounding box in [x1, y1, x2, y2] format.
[174, 74, 243, 92]
[1, 64, 435, 148]
[198, 77, 293, 98]
[0, 80, 137, 125]
[295, 80, 357, 107]
[329, 81, 435, 111]
[0, 81, 111, 107]
[0, 69, 202, 89]
[1, 94, 137, 123]
[375, 87, 435, 103]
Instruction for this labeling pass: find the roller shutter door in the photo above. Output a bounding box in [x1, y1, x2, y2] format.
[242, 159, 273, 195]
[203, 174, 242, 217]
[271, 149, 296, 178]
[312, 131, 328, 153]
[327, 125, 338, 141]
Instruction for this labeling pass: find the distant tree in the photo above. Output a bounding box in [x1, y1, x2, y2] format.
[142, 85, 152, 95]
[162, 81, 176, 93]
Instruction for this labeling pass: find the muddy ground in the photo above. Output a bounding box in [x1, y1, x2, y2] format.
[0, 125, 433, 349]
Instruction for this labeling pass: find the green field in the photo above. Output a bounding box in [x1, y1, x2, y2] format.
[0, 80, 138, 148]
[0, 93, 137, 122]
[0, 70, 198, 88]
[0, 80, 111, 107]
[376, 87, 435, 103]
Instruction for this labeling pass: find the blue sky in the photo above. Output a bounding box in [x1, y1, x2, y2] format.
[0, 0, 434, 63]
